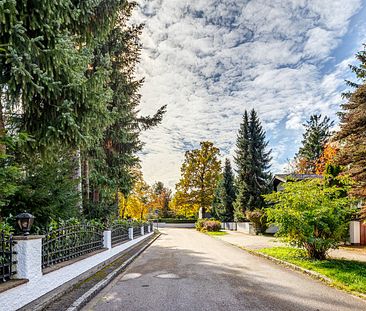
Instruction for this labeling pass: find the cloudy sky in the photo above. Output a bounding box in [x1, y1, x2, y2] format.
[132, 0, 366, 189]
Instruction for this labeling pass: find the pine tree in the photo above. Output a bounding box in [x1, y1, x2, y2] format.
[212, 159, 236, 221]
[234, 109, 271, 218]
[336, 45, 366, 212]
[295, 114, 334, 173]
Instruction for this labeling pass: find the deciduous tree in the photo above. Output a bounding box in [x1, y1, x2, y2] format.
[175, 141, 221, 218]
[264, 179, 354, 260]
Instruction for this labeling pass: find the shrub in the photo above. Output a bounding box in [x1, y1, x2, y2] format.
[246, 209, 267, 234]
[204, 220, 221, 232]
[264, 179, 356, 260]
[195, 219, 206, 231]
[0, 218, 14, 236]
[195, 219, 221, 232]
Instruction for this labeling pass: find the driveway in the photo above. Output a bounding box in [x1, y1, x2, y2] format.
[82, 228, 366, 311]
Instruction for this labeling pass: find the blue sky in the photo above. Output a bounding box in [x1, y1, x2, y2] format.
[132, 0, 366, 189]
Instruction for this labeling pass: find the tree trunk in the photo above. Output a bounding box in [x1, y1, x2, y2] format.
[0, 94, 6, 155]
[82, 155, 90, 208]
[72, 149, 82, 214]
[304, 242, 327, 260]
[93, 188, 100, 203]
[199, 207, 206, 219]
[116, 189, 119, 217]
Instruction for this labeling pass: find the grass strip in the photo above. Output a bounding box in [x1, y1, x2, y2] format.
[258, 246, 366, 294]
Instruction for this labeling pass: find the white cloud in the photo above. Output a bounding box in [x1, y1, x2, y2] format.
[132, 0, 364, 187]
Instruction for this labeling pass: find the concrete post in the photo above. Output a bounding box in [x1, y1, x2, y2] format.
[103, 230, 112, 249]
[141, 226, 144, 236]
[128, 227, 133, 240]
[350, 221, 361, 244]
[13, 235, 44, 281]
[147, 224, 151, 233]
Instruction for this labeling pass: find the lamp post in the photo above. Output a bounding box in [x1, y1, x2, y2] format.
[16, 212, 35, 236]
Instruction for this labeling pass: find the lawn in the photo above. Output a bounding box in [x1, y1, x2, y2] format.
[205, 231, 228, 236]
[258, 247, 366, 294]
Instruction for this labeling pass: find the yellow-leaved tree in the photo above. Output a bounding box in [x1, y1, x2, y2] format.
[119, 169, 152, 220]
[169, 191, 200, 218]
[175, 141, 221, 218]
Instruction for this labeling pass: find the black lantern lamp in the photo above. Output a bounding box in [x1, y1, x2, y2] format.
[16, 212, 35, 236]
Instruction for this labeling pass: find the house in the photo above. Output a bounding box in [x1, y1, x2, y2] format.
[272, 173, 323, 192]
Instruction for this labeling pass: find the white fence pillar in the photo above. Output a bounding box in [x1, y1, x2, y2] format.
[350, 221, 361, 244]
[13, 235, 44, 281]
[103, 230, 112, 249]
[128, 227, 134, 240]
[141, 226, 144, 236]
[147, 224, 151, 233]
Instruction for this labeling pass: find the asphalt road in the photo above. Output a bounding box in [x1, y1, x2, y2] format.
[82, 228, 366, 311]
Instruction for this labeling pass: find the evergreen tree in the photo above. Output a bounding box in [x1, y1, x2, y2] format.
[0, 1, 166, 224]
[0, 0, 123, 150]
[86, 2, 166, 215]
[344, 43, 366, 92]
[295, 114, 334, 173]
[212, 159, 236, 221]
[234, 109, 271, 218]
[336, 45, 366, 213]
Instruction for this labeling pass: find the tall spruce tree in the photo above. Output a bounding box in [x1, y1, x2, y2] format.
[336, 44, 366, 214]
[0, 0, 124, 150]
[295, 114, 334, 173]
[84, 2, 166, 217]
[0, 0, 124, 224]
[234, 109, 271, 218]
[212, 159, 236, 221]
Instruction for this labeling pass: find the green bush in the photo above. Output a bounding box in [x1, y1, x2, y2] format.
[246, 209, 267, 234]
[158, 218, 196, 223]
[264, 179, 356, 260]
[195, 219, 206, 231]
[195, 219, 221, 232]
[0, 218, 14, 236]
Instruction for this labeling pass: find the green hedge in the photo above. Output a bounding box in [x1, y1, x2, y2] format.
[157, 218, 197, 223]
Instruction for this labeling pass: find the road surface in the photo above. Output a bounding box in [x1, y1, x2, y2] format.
[82, 228, 366, 311]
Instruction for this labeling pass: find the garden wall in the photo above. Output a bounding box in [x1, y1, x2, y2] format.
[0, 229, 153, 311]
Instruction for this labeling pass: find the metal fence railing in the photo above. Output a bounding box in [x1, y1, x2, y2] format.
[111, 224, 130, 247]
[42, 225, 104, 269]
[0, 232, 16, 283]
[133, 226, 142, 238]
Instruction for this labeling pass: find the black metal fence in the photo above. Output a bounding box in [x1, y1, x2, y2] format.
[133, 226, 142, 238]
[111, 224, 130, 247]
[42, 225, 104, 269]
[144, 224, 149, 233]
[0, 232, 16, 283]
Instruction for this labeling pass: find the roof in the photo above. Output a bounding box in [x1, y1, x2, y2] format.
[273, 173, 323, 183]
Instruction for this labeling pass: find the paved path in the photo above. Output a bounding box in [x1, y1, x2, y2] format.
[82, 228, 366, 311]
[216, 230, 366, 262]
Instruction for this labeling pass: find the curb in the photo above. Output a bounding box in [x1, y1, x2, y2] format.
[66, 232, 161, 311]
